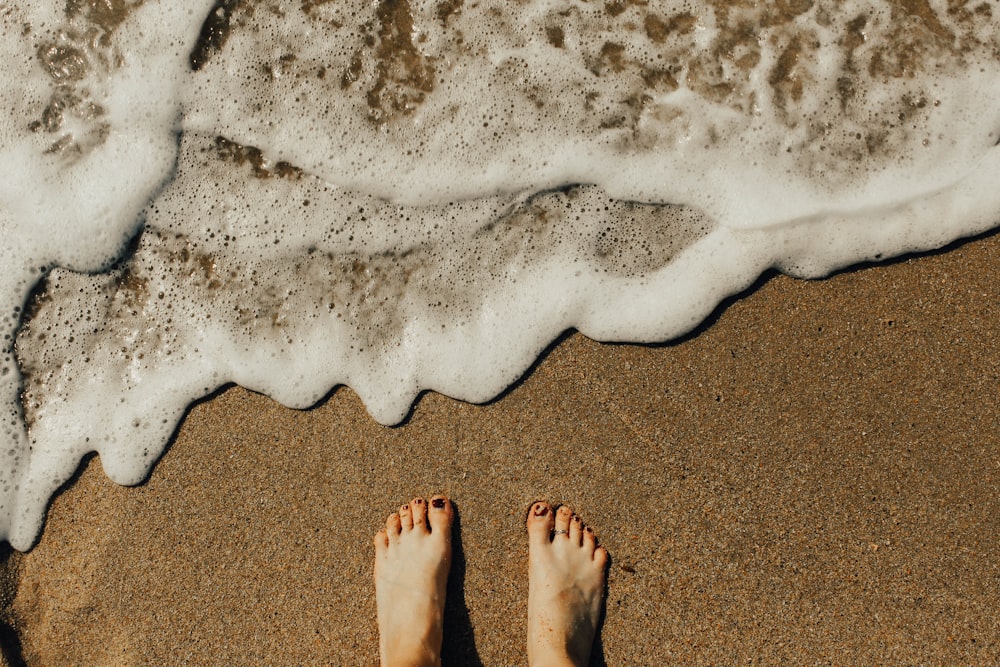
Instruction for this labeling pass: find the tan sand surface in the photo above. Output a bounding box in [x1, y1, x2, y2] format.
[0, 233, 997, 665]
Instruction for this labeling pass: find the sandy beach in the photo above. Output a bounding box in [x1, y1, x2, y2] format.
[0, 231, 997, 665]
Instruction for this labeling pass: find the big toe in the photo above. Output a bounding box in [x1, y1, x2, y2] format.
[527, 501, 554, 545]
[428, 495, 453, 535]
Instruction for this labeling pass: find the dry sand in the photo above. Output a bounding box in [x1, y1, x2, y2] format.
[0, 232, 997, 665]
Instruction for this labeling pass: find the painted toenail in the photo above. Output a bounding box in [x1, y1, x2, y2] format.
[401, 505, 408, 511]
[431, 498, 445, 508]
[413, 499, 423, 504]
[533, 504, 548, 516]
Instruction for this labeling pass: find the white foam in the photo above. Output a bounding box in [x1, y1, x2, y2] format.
[0, 0, 213, 548]
[1, 0, 998, 549]
[182, 0, 1000, 226]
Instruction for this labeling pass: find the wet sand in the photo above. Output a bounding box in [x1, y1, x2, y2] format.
[0, 232, 997, 665]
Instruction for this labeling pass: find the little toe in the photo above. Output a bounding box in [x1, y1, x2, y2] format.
[428, 496, 453, 534]
[410, 497, 428, 532]
[374, 529, 388, 555]
[526, 501, 554, 545]
[554, 505, 573, 537]
[594, 545, 609, 568]
[399, 503, 413, 531]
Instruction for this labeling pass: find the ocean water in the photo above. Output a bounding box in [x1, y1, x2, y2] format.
[1, 0, 998, 549]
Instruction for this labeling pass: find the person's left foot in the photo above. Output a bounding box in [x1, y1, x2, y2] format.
[526, 502, 607, 667]
[374, 496, 453, 667]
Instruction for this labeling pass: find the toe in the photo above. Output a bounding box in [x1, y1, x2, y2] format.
[554, 505, 573, 537]
[428, 496, 453, 535]
[569, 514, 584, 545]
[594, 545, 609, 569]
[386, 512, 402, 544]
[526, 501, 554, 545]
[374, 529, 388, 555]
[399, 503, 413, 531]
[583, 526, 597, 552]
[410, 497, 428, 532]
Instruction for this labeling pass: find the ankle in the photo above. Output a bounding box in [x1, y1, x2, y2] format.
[528, 631, 592, 667]
[528, 647, 585, 667]
[380, 640, 441, 667]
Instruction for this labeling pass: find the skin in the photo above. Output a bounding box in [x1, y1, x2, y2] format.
[373, 496, 452, 667]
[525, 501, 608, 667]
[373, 496, 607, 667]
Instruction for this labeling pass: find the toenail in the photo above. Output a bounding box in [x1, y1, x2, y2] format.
[533, 504, 548, 516]
[413, 498, 423, 504]
[585, 526, 593, 533]
[401, 504, 408, 511]
[431, 498, 445, 508]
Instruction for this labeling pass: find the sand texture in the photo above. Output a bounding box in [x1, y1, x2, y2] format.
[0, 232, 997, 666]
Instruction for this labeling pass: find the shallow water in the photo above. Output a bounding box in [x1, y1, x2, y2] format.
[0, 0, 998, 549]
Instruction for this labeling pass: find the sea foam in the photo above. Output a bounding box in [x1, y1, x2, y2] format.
[1, 0, 998, 549]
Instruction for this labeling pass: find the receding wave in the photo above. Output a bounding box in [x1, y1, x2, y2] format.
[0, 0, 998, 548]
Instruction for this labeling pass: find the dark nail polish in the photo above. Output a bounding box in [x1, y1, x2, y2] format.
[401, 504, 408, 511]
[413, 498, 423, 505]
[533, 504, 548, 516]
[431, 498, 445, 508]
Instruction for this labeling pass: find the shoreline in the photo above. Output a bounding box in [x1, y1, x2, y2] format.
[1, 231, 998, 665]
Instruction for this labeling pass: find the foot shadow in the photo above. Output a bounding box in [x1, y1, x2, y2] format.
[440, 503, 483, 667]
[588, 553, 610, 667]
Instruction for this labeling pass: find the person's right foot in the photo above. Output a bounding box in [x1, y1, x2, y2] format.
[526, 502, 607, 667]
[374, 496, 453, 667]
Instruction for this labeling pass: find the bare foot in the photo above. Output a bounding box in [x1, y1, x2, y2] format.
[526, 502, 608, 667]
[374, 496, 453, 667]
